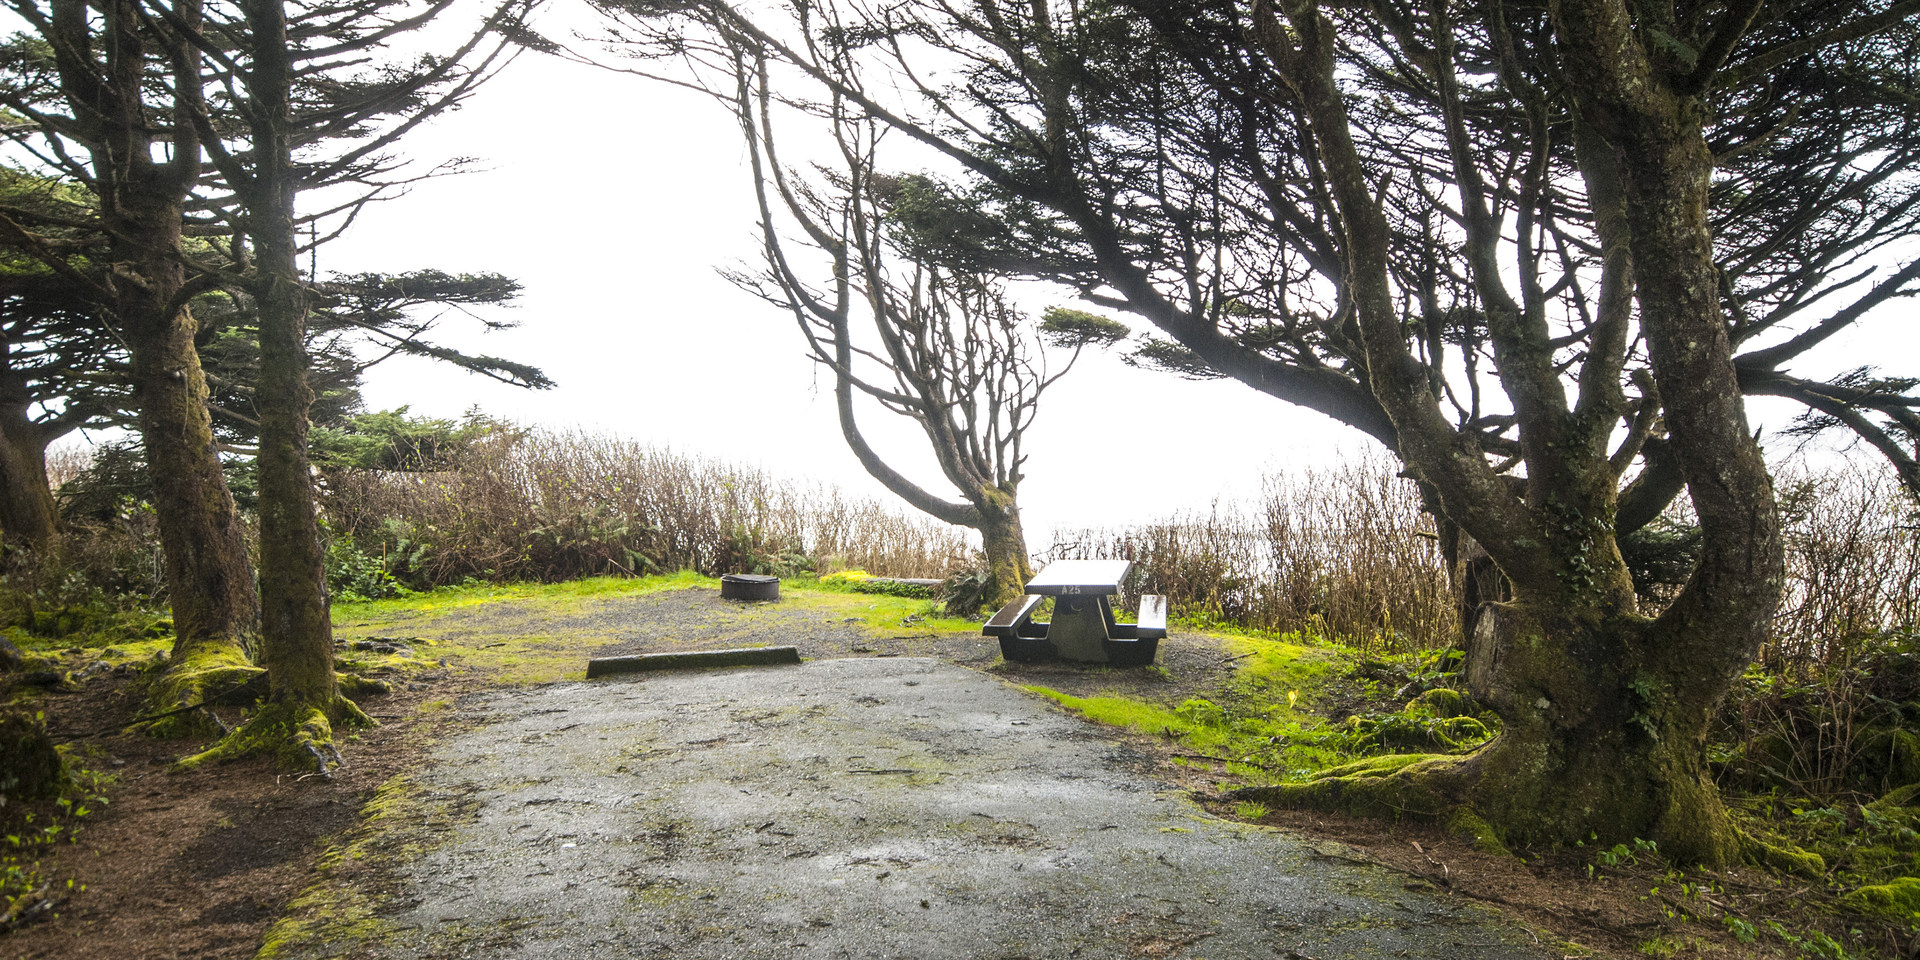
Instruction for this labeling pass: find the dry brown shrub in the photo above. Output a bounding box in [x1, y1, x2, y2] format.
[1768, 461, 1920, 672]
[1046, 453, 1455, 653]
[320, 426, 971, 586]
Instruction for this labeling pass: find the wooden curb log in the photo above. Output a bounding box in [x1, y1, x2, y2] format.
[585, 646, 802, 678]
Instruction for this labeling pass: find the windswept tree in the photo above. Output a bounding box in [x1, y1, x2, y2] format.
[625, 32, 1119, 607]
[0, 0, 537, 756]
[596, 0, 1920, 865]
[163, 0, 535, 769]
[0, 0, 264, 707]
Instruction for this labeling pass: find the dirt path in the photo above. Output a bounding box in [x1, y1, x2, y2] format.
[270, 657, 1553, 960]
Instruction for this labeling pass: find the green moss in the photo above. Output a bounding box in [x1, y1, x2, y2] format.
[135, 643, 262, 738]
[1228, 753, 1463, 821]
[257, 773, 478, 959]
[1319, 752, 1450, 779]
[1024, 687, 1193, 737]
[1738, 830, 1826, 878]
[1840, 876, 1920, 920]
[1222, 634, 1336, 717]
[1446, 808, 1511, 857]
[0, 708, 66, 803]
[335, 673, 391, 699]
[1405, 687, 1470, 718]
[177, 696, 372, 774]
[1872, 782, 1920, 811]
[1346, 713, 1491, 752]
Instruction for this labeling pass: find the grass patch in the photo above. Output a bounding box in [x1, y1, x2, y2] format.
[328, 571, 977, 686]
[1025, 632, 1492, 788]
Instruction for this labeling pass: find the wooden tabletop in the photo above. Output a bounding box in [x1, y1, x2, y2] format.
[1025, 559, 1133, 596]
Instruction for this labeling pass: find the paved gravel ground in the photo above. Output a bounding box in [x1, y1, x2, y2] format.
[286, 656, 1554, 960]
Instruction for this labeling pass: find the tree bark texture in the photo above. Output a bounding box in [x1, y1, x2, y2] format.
[0, 361, 57, 545]
[244, 0, 340, 714]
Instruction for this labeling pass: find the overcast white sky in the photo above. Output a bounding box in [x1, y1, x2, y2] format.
[308, 7, 1913, 545]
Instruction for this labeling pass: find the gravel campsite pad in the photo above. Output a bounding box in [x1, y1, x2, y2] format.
[275, 656, 1552, 959]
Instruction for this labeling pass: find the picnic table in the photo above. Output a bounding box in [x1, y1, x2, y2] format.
[982, 559, 1167, 666]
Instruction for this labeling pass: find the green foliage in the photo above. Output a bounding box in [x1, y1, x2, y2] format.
[324, 533, 404, 603]
[1619, 514, 1702, 607]
[1123, 338, 1223, 380]
[1174, 698, 1226, 727]
[1597, 837, 1660, 867]
[310, 408, 500, 472]
[1037, 306, 1129, 349]
[0, 520, 170, 644]
[1715, 631, 1920, 797]
[938, 565, 994, 617]
[1, 739, 109, 933]
[813, 571, 935, 599]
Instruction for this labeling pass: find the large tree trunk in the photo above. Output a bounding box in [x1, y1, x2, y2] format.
[253, 184, 344, 724]
[1458, 603, 1740, 863]
[976, 489, 1033, 610]
[0, 363, 57, 546]
[1229, 0, 1782, 867]
[178, 0, 366, 773]
[44, 0, 262, 728]
[128, 311, 260, 655]
[125, 297, 264, 722]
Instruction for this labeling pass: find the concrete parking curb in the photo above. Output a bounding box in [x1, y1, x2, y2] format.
[585, 645, 802, 677]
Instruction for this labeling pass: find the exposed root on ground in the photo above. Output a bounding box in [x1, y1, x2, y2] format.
[1224, 754, 1511, 856]
[1223, 753, 1486, 844]
[134, 643, 263, 738]
[1737, 828, 1826, 877]
[177, 695, 374, 776]
[1225, 749, 1825, 871]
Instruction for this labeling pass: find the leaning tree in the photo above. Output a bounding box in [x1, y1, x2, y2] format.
[598, 0, 1920, 865]
[599, 26, 1121, 608]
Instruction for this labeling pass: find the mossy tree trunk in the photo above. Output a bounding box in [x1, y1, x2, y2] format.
[39, 0, 261, 725]
[1234, 0, 1782, 865]
[0, 364, 58, 546]
[184, 0, 366, 772]
[977, 491, 1035, 610]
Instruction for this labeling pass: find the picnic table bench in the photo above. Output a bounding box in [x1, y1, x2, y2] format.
[983, 559, 1166, 666]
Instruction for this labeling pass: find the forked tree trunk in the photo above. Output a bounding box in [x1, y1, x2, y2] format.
[1229, 0, 1782, 867]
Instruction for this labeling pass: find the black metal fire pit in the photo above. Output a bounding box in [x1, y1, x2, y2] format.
[719, 573, 780, 602]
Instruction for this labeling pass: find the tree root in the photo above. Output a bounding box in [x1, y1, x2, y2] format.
[1225, 753, 1466, 819]
[1223, 753, 1508, 853]
[1737, 829, 1826, 878]
[135, 644, 263, 738]
[176, 695, 374, 776]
